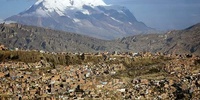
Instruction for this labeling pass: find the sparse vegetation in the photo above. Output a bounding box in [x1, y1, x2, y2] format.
[0, 51, 106, 66]
[113, 56, 172, 79]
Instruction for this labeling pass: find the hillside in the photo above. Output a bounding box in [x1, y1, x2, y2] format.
[0, 23, 200, 55]
[0, 23, 126, 52]
[119, 23, 200, 55]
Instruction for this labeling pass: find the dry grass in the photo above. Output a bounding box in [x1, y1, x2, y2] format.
[113, 56, 172, 79]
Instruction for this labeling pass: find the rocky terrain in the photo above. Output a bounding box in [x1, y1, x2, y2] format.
[0, 23, 200, 55]
[120, 23, 200, 55]
[0, 50, 199, 99]
[0, 23, 126, 52]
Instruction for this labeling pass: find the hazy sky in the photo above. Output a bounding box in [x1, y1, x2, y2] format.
[0, 0, 200, 30]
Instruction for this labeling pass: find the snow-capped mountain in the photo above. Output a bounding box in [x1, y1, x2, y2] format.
[5, 0, 154, 39]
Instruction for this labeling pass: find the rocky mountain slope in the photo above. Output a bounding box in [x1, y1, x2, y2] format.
[5, 0, 153, 39]
[0, 23, 126, 52]
[120, 23, 200, 55]
[0, 23, 199, 55]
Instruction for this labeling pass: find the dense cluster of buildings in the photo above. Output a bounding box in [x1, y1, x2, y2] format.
[0, 59, 126, 99]
[123, 55, 200, 99]
[0, 50, 199, 99]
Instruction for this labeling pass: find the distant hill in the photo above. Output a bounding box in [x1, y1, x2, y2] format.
[119, 23, 200, 55]
[0, 23, 199, 55]
[0, 23, 126, 52]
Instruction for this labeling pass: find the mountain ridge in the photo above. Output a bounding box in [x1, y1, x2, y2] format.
[0, 22, 199, 55]
[119, 23, 200, 55]
[0, 23, 126, 52]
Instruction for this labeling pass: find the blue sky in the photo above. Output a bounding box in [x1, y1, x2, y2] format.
[0, 0, 200, 30]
